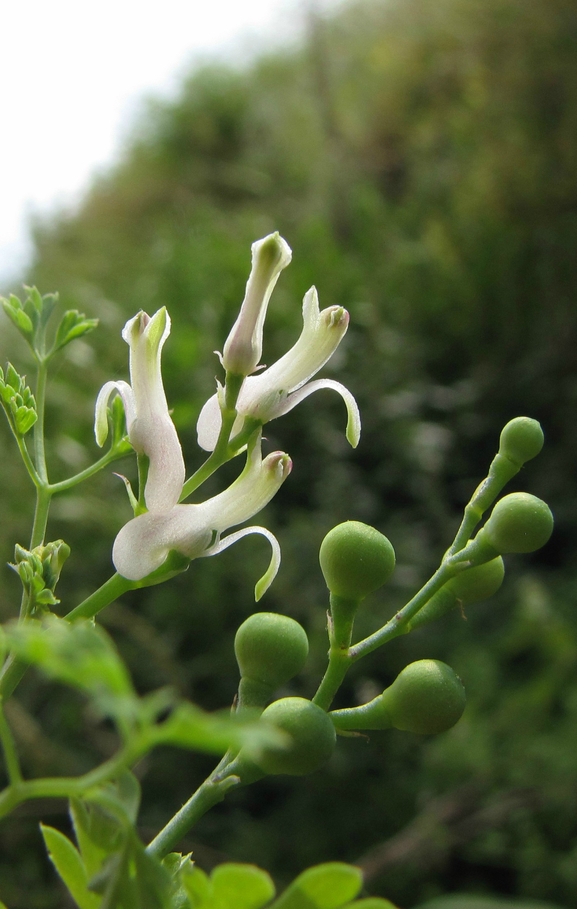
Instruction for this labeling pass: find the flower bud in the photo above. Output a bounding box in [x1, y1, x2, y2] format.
[499, 417, 544, 467]
[482, 492, 553, 554]
[235, 613, 309, 703]
[319, 522, 396, 601]
[222, 233, 292, 376]
[253, 697, 336, 776]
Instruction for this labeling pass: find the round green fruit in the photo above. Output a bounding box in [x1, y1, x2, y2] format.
[499, 417, 544, 466]
[381, 660, 466, 735]
[319, 521, 395, 600]
[483, 492, 553, 554]
[235, 613, 309, 688]
[446, 556, 505, 605]
[254, 697, 336, 776]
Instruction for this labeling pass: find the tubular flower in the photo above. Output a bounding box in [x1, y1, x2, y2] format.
[94, 308, 185, 512]
[197, 286, 360, 451]
[222, 232, 292, 376]
[112, 438, 292, 598]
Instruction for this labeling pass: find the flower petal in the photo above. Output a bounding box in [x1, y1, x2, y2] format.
[222, 233, 292, 375]
[113, 439, 291, 580]
[196, 391, 244, 452]
[137, 417, 186, 511]
[205, 526, 281, 601]
[248, 287, 349, 397]
[200, 444, 292, 530]
[94, 380, 134, 447]
[121, 308, 186, 510]
[112, 505, 212, 580]
[196, 288, 351, 451]
[274, 378, 361, 448]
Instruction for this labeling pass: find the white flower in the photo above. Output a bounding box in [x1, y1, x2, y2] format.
[112, 439, 292, 598]
[94, 308, 185, 512]
[197, 286, 361, 451]
[222, 232, 292, 376]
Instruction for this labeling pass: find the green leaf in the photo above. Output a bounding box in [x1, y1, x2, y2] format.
[88, 842, 135, 905]
[25, 285, 58, 333]
[14, 404, 37, 434]
[5, 616, 137, 721]
[270, 863, 363, 909]
[26, 285, 45, 315]
[132, 839, 173, 909]
[1, 297, 34, 339]
[162, 852, 194, 875]
[53, 309, 99, 352]
[86, 772, 141, 828]
[163, 853, 195, 909]
[181, 866, 212, 906]
[0, 363, 38, 437]
[211, 863, 276, 909]
[156, 702, 286, 757]
[41, 824, 101, 909]
[70, 799, 115, 879]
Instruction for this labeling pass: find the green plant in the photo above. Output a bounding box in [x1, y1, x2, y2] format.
[0, 240, 553, 907]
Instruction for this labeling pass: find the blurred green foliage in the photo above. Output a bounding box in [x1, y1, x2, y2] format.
[1, 0, 577, 906]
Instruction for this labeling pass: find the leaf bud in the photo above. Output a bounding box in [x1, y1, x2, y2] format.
[481, 492, 553, 554]
[499, 417, 544, 467]
[253, 697, 336, 776]
[319, 521, 396, 601]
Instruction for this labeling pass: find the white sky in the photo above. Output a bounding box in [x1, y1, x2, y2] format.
[0, 0, 343, 284]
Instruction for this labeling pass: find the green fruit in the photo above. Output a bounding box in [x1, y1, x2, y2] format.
[499, 417, 544, 466]
[330, 692, 393, 731]
[235, 613, 309, 689]
[319, 521, 396, 600]
[409, 556, 505, 631]
[380, 660, 466, 735]
[254, 697, 336, 776]
[483, 492, 553, 554]
[407, 586, 459, 631]
[446, 556, 505, 605]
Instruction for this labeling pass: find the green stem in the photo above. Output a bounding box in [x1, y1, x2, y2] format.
[449, 453, 520, 555]
[14, 436, 42, 487]
[30, 486, 52, 549]
[313, 647, 352, 712]
[350, 563, 455, 662]
[0, 741, 140, 821]
[180, 416, 237, 500]
[33, 358, 49, 485]
[49, 446, 129, 494]
[0, 657, 30, 702]
[146, 772, 240, 859]
[180, 449, 226, 500]
[180, 375, 245, 500]
[0, 698, 22, 785]
[66, 573, 136, 621]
